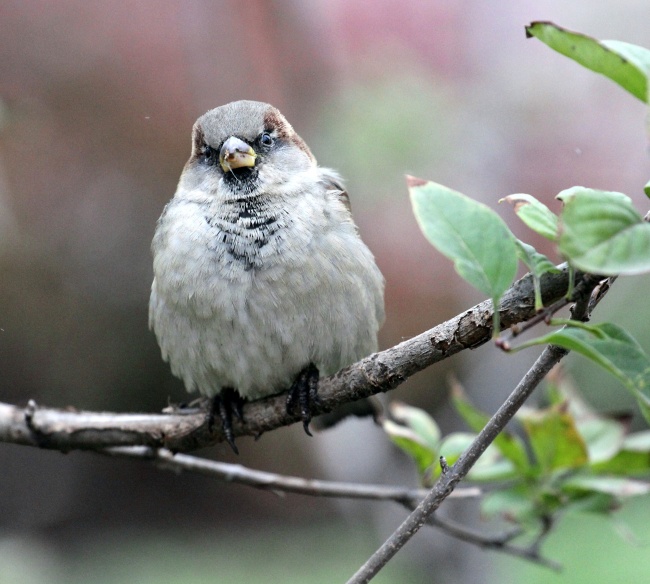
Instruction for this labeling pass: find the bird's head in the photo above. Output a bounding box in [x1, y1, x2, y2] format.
[182, 100, 316, 197]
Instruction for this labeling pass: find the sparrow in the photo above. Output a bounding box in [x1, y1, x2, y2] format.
[149, 100, 385, 452]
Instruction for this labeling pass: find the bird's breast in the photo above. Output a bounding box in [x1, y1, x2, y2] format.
[204, 196, 290, 272]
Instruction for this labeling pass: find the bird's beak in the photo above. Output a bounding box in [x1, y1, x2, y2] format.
[219, 136, 257, 172]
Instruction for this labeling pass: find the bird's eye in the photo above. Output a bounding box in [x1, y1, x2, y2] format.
[259, 132, 274, 147]
[201, 143, 217, 165]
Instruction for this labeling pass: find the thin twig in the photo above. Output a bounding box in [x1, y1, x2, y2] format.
[501, 272, 609, 344]
[347, 344, 569, 584]
[108, 445, 558, 568]
[496, 273, 607, 350]
[587, 277, 616, 316]
[347, 273, 607, 584]
[506, 295, 569, 338]
[530, 514, 555, 556]
[570, 273, 606, 321]
[398, 494, 561, 570]
[425, 514, 562, 571]
[101, 445, 480, 503]
[398, 497, 561, 570]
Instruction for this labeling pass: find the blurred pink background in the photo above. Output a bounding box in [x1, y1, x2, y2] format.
[1, 2, 649, 582]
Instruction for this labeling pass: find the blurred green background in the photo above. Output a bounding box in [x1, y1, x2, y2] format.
[1, 1, 649, 583]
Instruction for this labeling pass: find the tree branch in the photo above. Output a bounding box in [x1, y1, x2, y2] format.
[348, 345, 569, 584]
[424, 514, 562, 571]
[0, 267, 571, 453]
[102, 445, 480, 503]
[106, 445, 555, 569]
[347, 273, 607, 583]
[107, 446, 562, 568]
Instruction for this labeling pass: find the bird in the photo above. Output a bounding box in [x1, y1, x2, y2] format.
[149, 100, 385, 452]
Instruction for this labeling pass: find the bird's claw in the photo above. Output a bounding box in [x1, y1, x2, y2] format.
[286, 363, 320, 436]
[207, 387, 245, 454]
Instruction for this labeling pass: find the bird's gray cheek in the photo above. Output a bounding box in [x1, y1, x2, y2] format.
[277, 149, 310, 171]
[181, 166, 221, 193]
[258, 162, 294, 188]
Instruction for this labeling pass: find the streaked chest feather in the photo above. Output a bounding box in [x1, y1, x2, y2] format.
[204, 194, 287, 271]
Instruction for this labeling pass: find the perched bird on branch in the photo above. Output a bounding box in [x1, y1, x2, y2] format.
[149, 100, 385, 452]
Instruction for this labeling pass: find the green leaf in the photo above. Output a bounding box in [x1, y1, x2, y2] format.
[515, 241, 560, 278]
[591, 447, 650, 476]
[438, 433, 516, 482]
[452, 386, 530, 473]
[468, 458, 517, 482]
[545, 368, 594, 416]
[518, 405, 589, 473]
[591, 431, 650, 475]
[517, 322, 650, 422]
[437, 431, 475, 464]
[561, 492, 619, 515]
[382, 404, 442, 485]
[382, 420, 438, 482]
[644, 180, 650, 198]
[578, 418, 626, 465]
[562, 475, 650, 498]
[435, 431, 468, 481]
[500, 193, 559, 240]
[408, 177, 518, 333]
[547, 373, 627, 464]
[526, 22, 650, 103]
[557, 187, 650, 275]
[481, 484, 539, 524]
[515, 240, 561, 310]
[622, 430, 650, 450]
[387, 402, 441, 451]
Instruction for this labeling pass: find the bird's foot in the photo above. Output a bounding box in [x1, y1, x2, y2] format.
[207, 387, 245, 454]
[286, 363, 320, 436]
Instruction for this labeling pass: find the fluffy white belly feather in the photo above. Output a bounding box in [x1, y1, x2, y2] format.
[149, 185, 384, 400]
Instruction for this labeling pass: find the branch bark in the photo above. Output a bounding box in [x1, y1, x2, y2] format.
[105, 445, 556, 569]
[424, 514, 561, 571]
[103, 445, 479, 503]
[346, 272, 607, 583]
[0, 267, 571, 453]
[348, 344, 569, 584]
